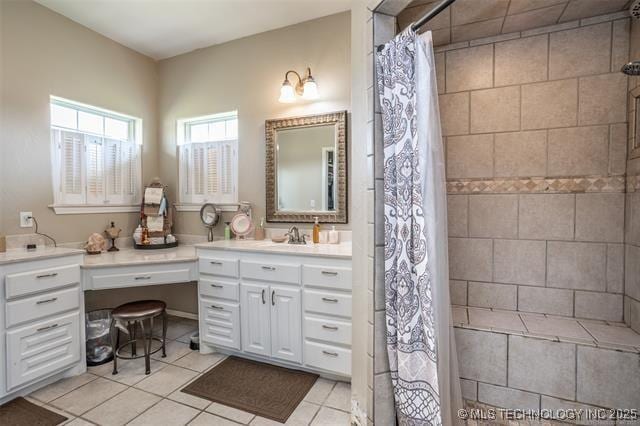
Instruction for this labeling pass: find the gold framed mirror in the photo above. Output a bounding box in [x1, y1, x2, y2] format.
[265, 110, 347, 223]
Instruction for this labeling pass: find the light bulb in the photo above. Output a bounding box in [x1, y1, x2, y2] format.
[279, 81, 295, 103]
[302, 78, 318, 100]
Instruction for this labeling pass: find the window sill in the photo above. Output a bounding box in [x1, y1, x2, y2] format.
[174, 203, 240, 212]
[48, 204, 140, 215]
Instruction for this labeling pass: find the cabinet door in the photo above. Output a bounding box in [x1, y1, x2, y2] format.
[6, 311, 81, 391]
[240, 283, 271, 357]
[270, 286, 302, 364]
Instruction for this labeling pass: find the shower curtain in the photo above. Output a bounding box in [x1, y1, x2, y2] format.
[376, 28, 463, 425]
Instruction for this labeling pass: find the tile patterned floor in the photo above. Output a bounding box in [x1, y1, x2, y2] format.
[27, 317, 352, 426]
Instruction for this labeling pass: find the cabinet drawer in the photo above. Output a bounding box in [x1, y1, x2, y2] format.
[304, 316, 351, 346]
[200, 298, 240, 350]
[304, 341, 351, 376]
[199, 278, 239, 301]
[6, 311, 81, 391]
[302, 265, 352, 291]
[91, 268, 191, 290]
[304, 289, 352, 318]
[199, 257, 239, 278]
[6, 264, 80, 300]
[6, 285, 80, 328]
[241, 261, 300, 284]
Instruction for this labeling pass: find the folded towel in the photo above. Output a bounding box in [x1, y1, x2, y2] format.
[147, 215, 164, 232]
[144, 187, 163, 205]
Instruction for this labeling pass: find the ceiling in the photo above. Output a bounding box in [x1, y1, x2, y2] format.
[397, 0, 631, 46]
[34, 0, 351, 60]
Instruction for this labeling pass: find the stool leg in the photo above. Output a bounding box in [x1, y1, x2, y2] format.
[139, 319, 151, 375]
[128, 321, 137, 356]
[109, 319, 118, 375]
[162, 311, 167, 358]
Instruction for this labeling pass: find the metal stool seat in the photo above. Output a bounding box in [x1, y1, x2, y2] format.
[110, 300, 167, 375]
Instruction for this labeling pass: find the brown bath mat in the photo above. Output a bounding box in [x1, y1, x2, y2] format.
[0, 397, 67, 426]
[182, 356, 318, 423]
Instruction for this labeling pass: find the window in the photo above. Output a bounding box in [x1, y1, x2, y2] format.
[177, 111, 238, 208]
[49, 96, 142, 213]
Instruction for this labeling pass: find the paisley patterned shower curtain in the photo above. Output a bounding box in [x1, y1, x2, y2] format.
[376, 28, 463, 425]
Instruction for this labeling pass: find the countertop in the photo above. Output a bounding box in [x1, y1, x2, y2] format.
[82, 246, 198, 269]
[194, 240, 352, 259]
[1, 239, 351, 268]
[0, 247, 85, 266]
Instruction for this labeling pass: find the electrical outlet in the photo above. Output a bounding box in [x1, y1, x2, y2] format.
[20, 212, 33, 228]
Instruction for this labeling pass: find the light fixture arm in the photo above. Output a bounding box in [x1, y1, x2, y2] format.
[284, 69, 312, 96]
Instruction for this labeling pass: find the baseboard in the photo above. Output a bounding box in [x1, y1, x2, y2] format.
[166, 308, 198, 321]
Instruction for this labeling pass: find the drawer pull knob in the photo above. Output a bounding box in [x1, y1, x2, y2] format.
[322, 325, 339, 331]
[322, 350, 338, 357]
[210, 284, 224, 288]
[321, 271, 338, 276]
[261, 266, 276, 271]
[210, 305, 224, 310]
[37, 323, 59, 332]
[321, 297, 339, 303]
[210, 261, 223, 265]
[36, 273, 58, 279]
[36, 297, 58, 305]
[135, 276, 151, 280]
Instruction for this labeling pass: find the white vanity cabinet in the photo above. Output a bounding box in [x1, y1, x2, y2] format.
[197, 245, 352, 378]
[0, 253, 85, 401]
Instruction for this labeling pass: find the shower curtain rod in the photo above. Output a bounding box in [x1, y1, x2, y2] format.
[410, 0, 457, 32]
[376, 0, 457, 52]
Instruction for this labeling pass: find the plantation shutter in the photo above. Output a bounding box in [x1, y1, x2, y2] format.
[206, 143, 219, 200]
[121, 142, 138, 204]
[58, 130, 85, 204]
[219, 141, 236, 203]
[85, 135, 104, 204]
[191, 144, 206, 203]
[180, 145, 191, 199]
[105, 139, 122, 203]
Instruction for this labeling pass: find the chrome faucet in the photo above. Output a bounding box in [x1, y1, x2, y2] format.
[285, 226, 307, 244]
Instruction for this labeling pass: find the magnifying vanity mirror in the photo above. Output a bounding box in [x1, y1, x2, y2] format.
[265, 111, 347, 223]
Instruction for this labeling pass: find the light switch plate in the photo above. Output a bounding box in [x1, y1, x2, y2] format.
[19, 212, 33, 228]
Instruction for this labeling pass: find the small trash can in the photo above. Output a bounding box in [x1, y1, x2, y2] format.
[86, 309, 113, 366]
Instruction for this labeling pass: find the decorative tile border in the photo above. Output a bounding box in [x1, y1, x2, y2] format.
[447, 176, 626, 195]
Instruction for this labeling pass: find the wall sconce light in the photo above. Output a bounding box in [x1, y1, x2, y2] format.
[279, 67, 318, 103]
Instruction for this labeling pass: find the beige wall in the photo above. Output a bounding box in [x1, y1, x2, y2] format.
[157, 12, 351, 237]
[0, 0, 158, 242]
[625, 18, 640, 333]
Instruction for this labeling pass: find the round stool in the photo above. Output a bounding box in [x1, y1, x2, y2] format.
[110, 300, 167, 375]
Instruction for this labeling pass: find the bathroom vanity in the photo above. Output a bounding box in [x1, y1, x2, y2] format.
[196, 240, 352, 377]
[0, 248, 86, 403]
[0, 240, 351, 403]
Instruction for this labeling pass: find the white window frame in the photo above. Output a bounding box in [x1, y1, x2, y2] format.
[48, 96, 143, 214]
[175, 111, 239, 211]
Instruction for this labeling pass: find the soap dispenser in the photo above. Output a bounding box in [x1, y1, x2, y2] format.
[328, 226, 339, 244]
[312, 217, 320, 244]
[224, 222, 231, 240]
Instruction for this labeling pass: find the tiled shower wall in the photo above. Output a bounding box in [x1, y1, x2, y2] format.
[440, 14, 630, 323]
[625, 17, 640, 333]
